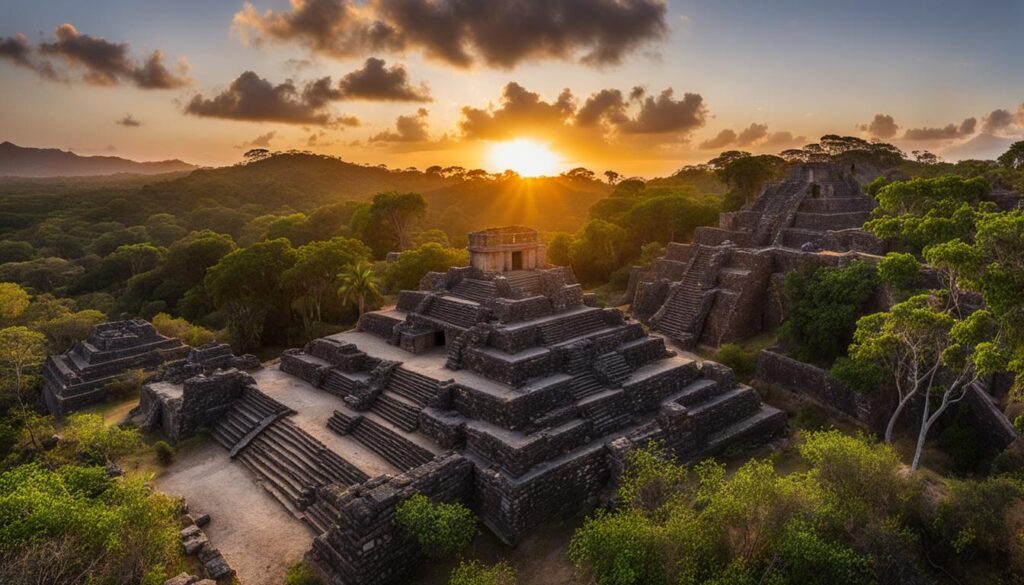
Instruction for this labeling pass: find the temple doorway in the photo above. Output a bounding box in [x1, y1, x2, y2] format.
[511, 251, 523, 270]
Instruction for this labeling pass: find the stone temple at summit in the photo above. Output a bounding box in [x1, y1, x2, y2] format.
[139, 225, 785, 585]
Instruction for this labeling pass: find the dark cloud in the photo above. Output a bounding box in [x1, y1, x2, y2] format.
[736, 122, 768, 146]
[576, 89, 629, 127]
[699, 129, 738, 150]
[859, 114, 899, 139]
[235, 131, 277, 149]
[116, 114, 141, 127]
[903, 117, 976, 141]
[983, 108, 1015, 134]
[185, 71, 358, 126]
[621, 89, 705, 134]
[459, 82, 575, 140]
[235, 0, 667, 68]
[763, 131, 807, 148]
[336, 58, 431, 101]
[371, 108, 430, 142]
[5, 24, 192, 89]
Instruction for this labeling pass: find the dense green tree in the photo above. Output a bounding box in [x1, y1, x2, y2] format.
[997, 140, 1024, 170]
[368, 191, 427, 252]
[569, 220, 628, 284]
[204, 238, 296, 350]
[283, 237, 372, 325]
[394, 493, 476, 557]
[783, 261, 879, 365]
[0, 283, 30, 323]
[383, 243, 468, 292]
[546, 232, 574, 267]
[0, 240, 36, 265]
[0, 326, 48, 448]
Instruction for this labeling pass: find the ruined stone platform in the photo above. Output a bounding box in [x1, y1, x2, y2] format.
[629, 162, 886, 350]
[43, 319, 190, 416]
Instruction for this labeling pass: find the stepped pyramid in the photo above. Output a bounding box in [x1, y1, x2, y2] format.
[630, 162, 885, 350]
[141, 227, 785, 585]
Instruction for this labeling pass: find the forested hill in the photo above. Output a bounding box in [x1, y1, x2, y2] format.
[137, 153, 611, 232]
[0, 141, 195, 177]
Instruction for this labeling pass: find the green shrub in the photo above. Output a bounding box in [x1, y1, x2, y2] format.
[285, 561, 323, 585]
[829, 357, 885, 394]
[153, 440, 175, 466]
[61, 414, 142, 465]
[713, 344, 758, 380]
[932, 477, 1023, 557]
[877, 252, 921, 294]
[569, 509, 667, 585]
[448, 560, 517, 585]
[394, 493, 476, 557]
[782, 261, 878, 365]
[103, 368, 146, 401]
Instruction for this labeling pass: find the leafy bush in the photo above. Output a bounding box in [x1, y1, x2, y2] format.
[713, 344, 758, 380]
[0, 463, 182, 585]
[394, 493, 476, 557]
[932, 477, 1023, 558]
[103, 368, 147, 401]
[152, 312, 216, 347]
[877, 252, 921, 295]
[285, 561, 323, 585]
[782, 261, 878, 365]
[61, 414, 142, 465]
[829, 357, 885, 394]
[569, 509, 667, 585]
[448, 560, 517, 585]
[153, 440, 175, 466]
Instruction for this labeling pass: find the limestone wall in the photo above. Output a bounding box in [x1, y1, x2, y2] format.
[755, 350, 871, 423]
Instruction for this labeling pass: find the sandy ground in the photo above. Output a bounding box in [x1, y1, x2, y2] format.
[155, 440, 314, 585]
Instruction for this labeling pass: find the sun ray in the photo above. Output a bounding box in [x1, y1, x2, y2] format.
[486, 138, 561, 177]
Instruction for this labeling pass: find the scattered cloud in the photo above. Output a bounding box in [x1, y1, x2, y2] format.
[371, 108, 431, 142]
[233, 0, 668, 68]
[235, 131, 277, 149]
[302, 58, 431, 104]
[306, 129, 333, 147]
[0, 24, 189, 89]
[459, 82, 575, 140]
[699, 129, 737, 150]
[982, 108, 1014, 134]
[185, 71, 360, 126]
[903, 117, 976, 141]
[698, 124, 803, 150]
[736, 122, 768, 146]
[116, 114, 141, 127]
[858, 113, 899, 139]
[620, 88, 706, 134]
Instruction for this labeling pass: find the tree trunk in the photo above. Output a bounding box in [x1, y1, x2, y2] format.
[884, 394, 913, 443]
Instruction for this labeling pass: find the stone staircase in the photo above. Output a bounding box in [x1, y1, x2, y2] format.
[579, 391, 632, 437]
[211, 387, 291, 450]
[654, 246, 715, 340]
[323, 369, 360, 397]
[426, 296, 481, 329]
[450, 278, 497, 303]
[536, 310, 607, 345]
[569, 373, 603, 401]
[504, 271, 542, 295]
[596, 352, 632, 385]
[327, 411, 435, 471]
[234, 418, 368, 529]
[387, 367, 439, 406]
[371, 392, 421, 432]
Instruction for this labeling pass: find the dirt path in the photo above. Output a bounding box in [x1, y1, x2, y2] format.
[155, 440, 313, 585]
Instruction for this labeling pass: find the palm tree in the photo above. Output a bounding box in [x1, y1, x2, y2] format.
[337, 260, 381, 317]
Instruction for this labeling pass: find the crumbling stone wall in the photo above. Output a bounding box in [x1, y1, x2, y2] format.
[755, 350, 872, 424]
[138, 370, 255, 443]
[309, 454, 474, 585]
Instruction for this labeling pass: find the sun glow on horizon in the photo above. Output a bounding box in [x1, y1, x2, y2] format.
[486, 138, 562, 177]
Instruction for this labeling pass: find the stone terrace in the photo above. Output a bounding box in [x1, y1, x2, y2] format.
[142, 227, 786, 585]
[43, 319, 190, 416]
[630, 162, 885, 350]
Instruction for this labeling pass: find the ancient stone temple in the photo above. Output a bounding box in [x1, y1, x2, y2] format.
[629, 162, 885, 349]
[143, 227, 785, 585]
[43, 319, 190, 416]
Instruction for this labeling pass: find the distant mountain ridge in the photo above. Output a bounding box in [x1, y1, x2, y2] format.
[0, 141, 196, 177]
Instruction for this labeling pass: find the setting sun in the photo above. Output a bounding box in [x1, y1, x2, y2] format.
[487, 138, 562, 177]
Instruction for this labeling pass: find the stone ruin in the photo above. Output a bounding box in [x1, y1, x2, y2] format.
[42, 319, 190, 416]
[143, 226, 786, 585]
[629, 162, 886, 349]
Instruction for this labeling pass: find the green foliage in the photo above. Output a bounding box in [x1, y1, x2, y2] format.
[0, 282, 30, 323]
[383, 243, 468, 292]
[829, 357, 884, 394]
[932, 476, 1023, 558]
[337, 260, 382, 316]
[152, 312, 216, 347]
[877, 252, 921, 294]
[153, 440, 175, 466]
[864, 176, 992, 253]
[0, 462, 182, 585]
[285, 561, 324, 585]
[713, 344, 758, 380]
[570, 220, 629, 284]
[545, 232, 573, 267]
[570, 432, 945, 585]
[448, 560, 517, 585]
[998, 140, 1024, 170]
[394, 493, 477, 557]
[60, 414, 142, 465]
[782, 261, 878, 365]
[203, 238, 296, 350]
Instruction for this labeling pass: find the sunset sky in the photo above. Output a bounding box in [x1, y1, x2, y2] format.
[2, 0, 1023, 176]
